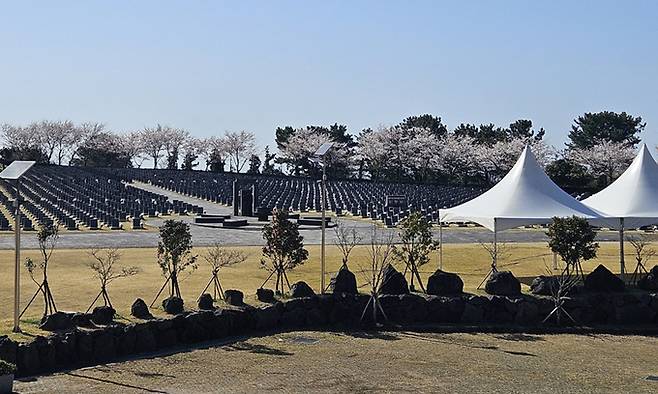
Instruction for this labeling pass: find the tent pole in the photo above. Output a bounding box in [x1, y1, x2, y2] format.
[493, 219, 497, 271]
[439, 219, 443, 270]
[619, 218, 625, 278]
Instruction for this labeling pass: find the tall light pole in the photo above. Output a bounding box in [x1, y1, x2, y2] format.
[0, 160, 36, 333]
[312, 143, 334, 294]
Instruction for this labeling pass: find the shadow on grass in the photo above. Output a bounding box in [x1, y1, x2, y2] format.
[502, 350, 537, 357]
[491, 333, 545, 342]
[342, 331, 401, 341]
[65, 372, 167, 393]
[134, 371, 177, 379]
[222, 341, 293, 356]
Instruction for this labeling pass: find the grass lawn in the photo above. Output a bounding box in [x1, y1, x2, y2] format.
[13, 330, 658, 393]
[0, 241, 638, 340]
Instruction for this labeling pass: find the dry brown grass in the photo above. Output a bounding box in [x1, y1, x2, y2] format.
[13, 330, 658, 393]
[0, 241, 638, 340]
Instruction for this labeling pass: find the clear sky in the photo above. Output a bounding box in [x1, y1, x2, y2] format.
[1, 0, 657, 151]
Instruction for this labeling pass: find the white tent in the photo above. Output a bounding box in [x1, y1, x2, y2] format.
[583, 144, 658, 276]
[583, 144, 658, 229]
[439, 145, 606, 273]
[440, 145, 605, 231]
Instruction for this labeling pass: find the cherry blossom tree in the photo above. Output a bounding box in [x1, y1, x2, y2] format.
[140, 125, 168, 169]
[437, 133, 477, 184]
[1, 123, 42, 151]
[568, 141, 635, 186]
[181, 137, 206, 171]
[223, 130, 257, 173]
[357, 125, 409, 180]
[163, 127, 189, 169]
[401, 128, 442, 182]
[202, 136, 228, 171]
[122, 131, 147, 168]
[278, 127, 352, 177]
[67, 122, 101, 165]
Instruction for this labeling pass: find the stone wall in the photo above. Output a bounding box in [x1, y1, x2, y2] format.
[1, 291, 657, 378]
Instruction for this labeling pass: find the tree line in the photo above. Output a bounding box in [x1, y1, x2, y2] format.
[0, 111, 646, 192]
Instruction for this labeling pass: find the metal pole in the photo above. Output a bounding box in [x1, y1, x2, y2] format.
[320, 164, 326, 294]
[13, 180, 21, 333]
[493, 219, 497, 270]
[619, 218, 625, 277]
[439, 219, 443, 270]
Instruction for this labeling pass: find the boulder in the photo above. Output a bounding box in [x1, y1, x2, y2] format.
[71, 312, 92, 327]
[290, 281, 315, 298]
[17, 342, 40, 377]
[379, 264, 409, 295]
[585, 265, 625, 292]
[484, 271, 521, 296]
[91, 306, 115, 325]
[257, 288, 275, 303]
[162, 296, 184, 314]
[0, 336, 17, 365]
[224, 289, 244, 306]
[131, 298, 153, 319]
[330, 266, 358, 295]
[39, 311, 74, 331]
[426, 269, 463, 295]
[530, 275, 557, 296]
[197, 293, 215, 310]
[638, 265, 658, 291]
[92, 331, 116, 362]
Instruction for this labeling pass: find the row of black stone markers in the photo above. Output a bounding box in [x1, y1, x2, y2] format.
[1, 264, 657, 377]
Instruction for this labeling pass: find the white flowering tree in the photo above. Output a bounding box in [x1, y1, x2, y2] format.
[357, 127, 393, 180]
[121, 131, 147, 168]
[203, 136, 228, 172]
[279, 127, 352, 177]
[1, 123, 45, 154]
[568, 141, 635, 186]
[437, 133, 477, 183]
[140, 125, 168, 169]
[163, 127, 189, 169]
[401, 128, 442, 182]
[181, 137, 206, 171]
[472, 137, 554, 184]
[223, 130, 257, 173]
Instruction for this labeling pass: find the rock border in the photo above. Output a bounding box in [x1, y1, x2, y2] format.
[1, 290, 657, 378]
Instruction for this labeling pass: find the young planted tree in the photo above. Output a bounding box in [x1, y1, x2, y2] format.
[542, 262, 579, 326]
[546, 216, 599, 281]
[261, 209, 308, 294]
[86, 248, 139, 312]
[477, 240, 511, 288]
[394, 212, 438, 292]
[23, 224, 60, 319]
[152, 220, 198, 305]
[627, 235, 655, 285]
[333, 218, 362, 268]
[359, 226, 395, 326]
[201, 244, 247, 300]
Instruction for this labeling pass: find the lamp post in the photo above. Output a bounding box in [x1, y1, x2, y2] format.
[312, 143, 334, 294]
[0, 160, 36, 333]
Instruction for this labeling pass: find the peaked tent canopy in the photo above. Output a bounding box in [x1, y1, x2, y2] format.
[440, 145, 606, 231]
[583, 144, 658, 229]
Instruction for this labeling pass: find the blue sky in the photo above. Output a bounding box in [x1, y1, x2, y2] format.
[1, 1, 657, 151]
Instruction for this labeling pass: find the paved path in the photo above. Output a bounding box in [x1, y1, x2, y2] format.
[0, 182, 650, 249]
